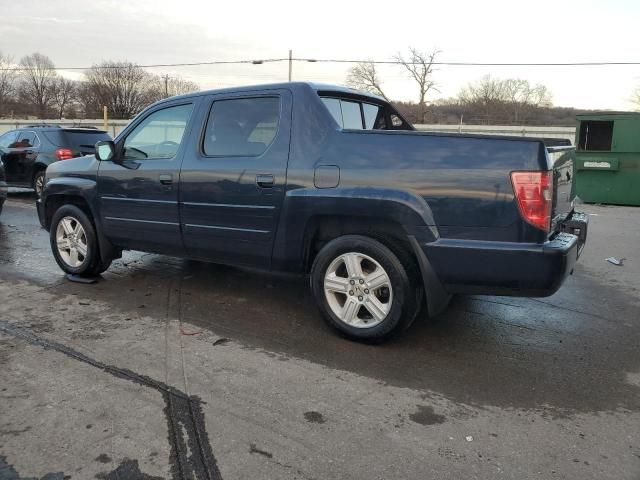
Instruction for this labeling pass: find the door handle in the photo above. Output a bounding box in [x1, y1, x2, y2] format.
[159, 174, 173, 185]
[256, 174, 274, 188]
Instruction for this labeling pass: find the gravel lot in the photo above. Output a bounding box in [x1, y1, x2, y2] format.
[0, 191, 639, 479]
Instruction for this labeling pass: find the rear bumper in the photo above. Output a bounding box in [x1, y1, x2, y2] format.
[422, 211, 588, 297]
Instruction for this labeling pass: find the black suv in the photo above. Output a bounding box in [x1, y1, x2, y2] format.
[0, 125, 111, 196]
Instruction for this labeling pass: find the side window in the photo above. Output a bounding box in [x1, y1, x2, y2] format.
[24, 131, 39, 148]
[11, 131, 37, 148]
[0, 131, 17, 148]
[341, 101, 363, 129]
[362, 103, 386, 129]
[123, 104, 193, 160]
[320, 97, 388, 130]
[321, 98, 342, 126]
[203, 97, 280, 157]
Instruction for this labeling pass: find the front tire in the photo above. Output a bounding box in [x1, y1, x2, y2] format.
[310, 235, 419, 342]
[50, 205, 110, 277]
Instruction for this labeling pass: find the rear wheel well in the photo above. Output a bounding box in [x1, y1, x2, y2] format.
[31, 165, 47, 187]
[304, 216, 419, 279]
[44, 195, 93, 230]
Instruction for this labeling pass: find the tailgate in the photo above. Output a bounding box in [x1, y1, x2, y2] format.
[547, 145, 575, 230]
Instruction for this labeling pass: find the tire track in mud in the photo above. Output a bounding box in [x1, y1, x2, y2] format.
[0, 320, 222, 480]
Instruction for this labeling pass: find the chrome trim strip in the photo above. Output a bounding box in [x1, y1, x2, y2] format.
[184, 223, 270, 234]
[101, 196, 177, 205]
[104, 216, 179, 226]
[181, 201, 275, 210]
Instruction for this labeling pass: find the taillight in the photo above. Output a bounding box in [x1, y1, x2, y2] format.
[510, 171, 553, 232]
[55, 148, 74, 160]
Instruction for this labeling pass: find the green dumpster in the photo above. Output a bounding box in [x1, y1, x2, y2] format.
[574, 112, 640, 206]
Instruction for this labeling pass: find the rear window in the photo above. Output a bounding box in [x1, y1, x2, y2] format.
[43, 129, 111, 151]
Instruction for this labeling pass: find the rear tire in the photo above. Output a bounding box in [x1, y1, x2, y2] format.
[310, 235, 419, 342]
[50, 205, 110, 277]
[33, 169, 46, 198]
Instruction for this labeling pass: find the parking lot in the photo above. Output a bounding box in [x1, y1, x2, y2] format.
[0, 191, 639, 479]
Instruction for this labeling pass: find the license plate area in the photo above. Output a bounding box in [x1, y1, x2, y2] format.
[559, 211, 588, 257]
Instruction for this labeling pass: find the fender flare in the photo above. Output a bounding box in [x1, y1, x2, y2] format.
[273, 187, 448, 314]
[282, 186, 439, 232]
[42, 177, 120, 263]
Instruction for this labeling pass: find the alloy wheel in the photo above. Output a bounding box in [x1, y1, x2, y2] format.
[323, 252, 393, 328]
[55, 216, 88, 268]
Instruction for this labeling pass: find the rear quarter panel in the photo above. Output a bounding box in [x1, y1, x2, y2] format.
[302, 130, 547, 242]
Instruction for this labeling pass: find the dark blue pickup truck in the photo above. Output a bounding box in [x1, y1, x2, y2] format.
[37, 82, 587, 341]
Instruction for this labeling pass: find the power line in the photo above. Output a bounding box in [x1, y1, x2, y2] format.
[0, 58, 289, 71]
[295, 58, 640, 66]
[3, 57, 640, 72]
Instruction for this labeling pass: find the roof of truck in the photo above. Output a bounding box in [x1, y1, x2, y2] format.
[161, 82, 385, 103]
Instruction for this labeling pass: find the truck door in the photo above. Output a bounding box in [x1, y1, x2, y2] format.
[97, 101, 196, 255]
[179, 89, 292, 268]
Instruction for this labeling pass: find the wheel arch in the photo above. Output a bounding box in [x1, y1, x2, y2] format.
[274, 186, 439, 270]
[272, 187, 449, 316]
[303, 215, 413, 273]
[42, 179, 121, 263]
[32, 161, 48, 178]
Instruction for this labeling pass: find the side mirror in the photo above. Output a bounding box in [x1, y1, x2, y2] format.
[95, 140, 116, 161]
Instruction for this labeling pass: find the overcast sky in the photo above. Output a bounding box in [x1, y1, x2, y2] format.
[2, 0, 640, 110]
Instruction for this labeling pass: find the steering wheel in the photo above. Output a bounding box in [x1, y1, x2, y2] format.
[124, 147, 148, 159]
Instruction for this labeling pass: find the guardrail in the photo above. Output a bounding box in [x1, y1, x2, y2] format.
[1, 119, 577, 144]
[414, 124, 576, 144]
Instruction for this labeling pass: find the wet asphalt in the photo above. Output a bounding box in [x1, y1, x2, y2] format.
[0, 190, 639, 479]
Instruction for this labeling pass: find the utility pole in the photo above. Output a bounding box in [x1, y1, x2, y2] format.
[288, 49, 292, 82]
[163, 74, 169, 98]
[103, 106, 108, 132]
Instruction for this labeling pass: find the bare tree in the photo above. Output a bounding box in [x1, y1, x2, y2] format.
[83, 61, 156, 119]
[149, 74, 200, 101]
[0, 52, 16, 117]
[632, 87, 640, 111]
[458, 75, 506, 104]
[345, 61, 389, 101]
[51, 77, 77, 119]
[503, 79, 552, 123]
[76, 81, 101, 118]
[394, 48, 440, 123]
[458, 75, 553, 124]
[18, 53, 58, 118]
[458, 75, 508, 122]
